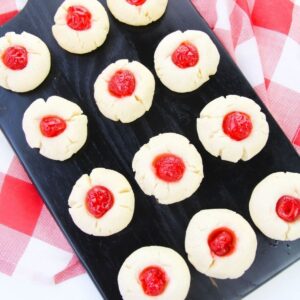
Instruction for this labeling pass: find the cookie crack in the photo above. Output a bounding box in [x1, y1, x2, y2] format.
[208, 257, 216, 270]
[118, 188, 131, 194]
[241, 146, 248, 160]
[119, 204, 133, 211]
[285, 223, 291, 240]
[1, 72, 9, 90]
[66, 112, 84, 122]
[134, 94, 144, 105]
[71, 203, 83, 209]
[75, 31, 86, 51]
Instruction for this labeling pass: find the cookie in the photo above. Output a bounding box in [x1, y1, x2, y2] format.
[0, 31, 50, 92]
[185, 209, 257, 279]
[68, 168, 135, 236]
[94, 59, 155, 123]
[118, 246, 190, 300]
[249, 172, 300, 241]
[154, 30, 219, 93]
[132, 133, 204, 204]
[22, 96, 87, 161]
[107, 0, 168, 26]
[52, 0, 109, 54]
[197, 95, 269, 162]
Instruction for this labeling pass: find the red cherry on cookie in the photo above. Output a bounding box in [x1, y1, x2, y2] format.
[86, 186, 114, 219]
[172, 42, 199, 69]
[276, 195, 300, 222]
[40, 116, 67, 138]
[108, 70, 136, 98]
[153, 153, 185, 183]
[139, 266, 168, 296]
[223, 111, 253, 141]
[126, 0, 147, 6]
[208, 227, 236, 257]
[66, 5, 92, 31]
[2, 46, 28, 70]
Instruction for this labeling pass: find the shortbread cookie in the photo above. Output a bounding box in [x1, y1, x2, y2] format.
[197, 95, 269, 163]
[132, 133, 204, 204]
[94, 59, 155, 123]
[249, 172, 300, 241]
[154, 30, 220, 93]
[107, 0, 168, 26]
[118, 246, 190, 300]
[52, 0, 109, 54]
[68, 168, 135, 236]
[22, 96, 87, 161]
[185, 209, 257, 279]
[0, 31, 50, 93]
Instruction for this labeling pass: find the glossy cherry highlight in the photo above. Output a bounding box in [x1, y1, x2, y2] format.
[40, 116, 67, 138]
[139, 266, 168, 296]
[85, 186, 114, 219]
[223, 111, 253, 141]
[153, 153, 185, 182]
[171, 42, 199, 69]
[2, 46, 28, 70]
[276, 195, 300, 222]
[66, 5, 92, 31]
[208, 227, 236, 257]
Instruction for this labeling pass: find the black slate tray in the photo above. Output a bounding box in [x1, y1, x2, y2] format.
[0, 0, 300, 299]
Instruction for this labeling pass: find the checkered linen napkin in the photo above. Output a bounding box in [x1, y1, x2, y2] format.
[0, 0, 300, 286]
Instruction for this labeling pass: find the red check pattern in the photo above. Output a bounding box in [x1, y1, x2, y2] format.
[0, 143, 84, 282]
[0, 0, 300, 285]
[192, 0, 300, 150]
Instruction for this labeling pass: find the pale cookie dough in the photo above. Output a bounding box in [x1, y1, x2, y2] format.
[118, 246, 191, 300]
[68, 168, 135, 236]
[197, 95, 269, 163]
[154, 30, 220, 93]
[249, 172, 300, 241]
[185, 209, 257, 279]
[52, 0, 109, 54]
[94, 59, 155, 123]
[132, 133, 204, 204]
[0, 32, 50, 93]
[22, 96, 87, 161]
[107, 0, 168, 26]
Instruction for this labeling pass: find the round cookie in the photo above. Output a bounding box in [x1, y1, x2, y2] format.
[249, 172, 300, 241]
[0, 31, 50, 93]
[118, 246, 190, 300]
[68, 168, 135, 236]
[94, 59, 155, 123]
[22, 96, 87, 161]
[107, 0, 168, 26]
[52, 0, 109, 54]
[154, 30, 220, 93]
[197, 95, 269, 163]
[185, 209, 257, 279]
[132, 133, 204, 204]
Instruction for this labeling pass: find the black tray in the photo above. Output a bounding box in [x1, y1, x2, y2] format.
[0, 0, 299, 299]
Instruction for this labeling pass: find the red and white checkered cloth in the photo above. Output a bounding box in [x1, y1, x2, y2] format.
[0, 0, 300, 287]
